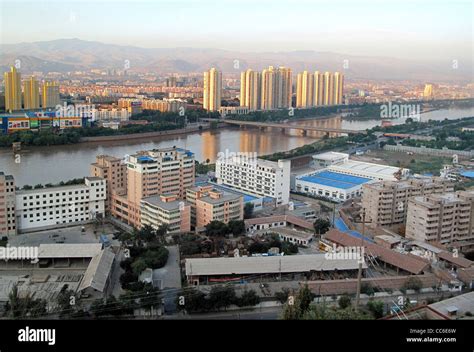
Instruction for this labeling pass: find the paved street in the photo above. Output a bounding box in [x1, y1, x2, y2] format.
[165, 306, 283, 320]
[153, 245, 182, 314]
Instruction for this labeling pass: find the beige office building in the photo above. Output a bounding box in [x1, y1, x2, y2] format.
[23, 76, 40, 110]
[100, 147, 195, 228]
[406, 191, 474, 248]
[203, 68, 222, 111]
[362, 178, 454, 227]
[4, 66, 22, 112]
[90, 155, 128, 211]
[185, 185, 243, 229]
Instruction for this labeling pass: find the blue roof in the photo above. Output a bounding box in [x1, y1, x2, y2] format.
[299, 171, 371, 190]
[460, 170, 474, 178]
[244, 194, 257, 202]
[334, 218, 374, 243]
[137, 156, 154, 162]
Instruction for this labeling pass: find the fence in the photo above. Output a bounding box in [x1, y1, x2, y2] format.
[384, 144, 474, 158]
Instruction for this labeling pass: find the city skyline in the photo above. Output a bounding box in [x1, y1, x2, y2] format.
[0, 0, 472, 63]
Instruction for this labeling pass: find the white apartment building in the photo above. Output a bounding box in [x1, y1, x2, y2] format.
[91, 108, 130, 121]
[215, 156, 291, 205]
[15, 177, 106, 232]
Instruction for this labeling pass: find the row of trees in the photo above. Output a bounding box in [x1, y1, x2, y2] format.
[279, 285, 383, 320]
[205, 220, 246, 237]
[176, 286, 260, 313]
[19, 178, 85, 191]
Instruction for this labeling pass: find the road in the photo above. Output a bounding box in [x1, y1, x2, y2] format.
[164, 306, 283, 320]
[153, 245, 182, 314]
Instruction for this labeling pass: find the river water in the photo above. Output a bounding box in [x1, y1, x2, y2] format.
[1, 107, 473, 186]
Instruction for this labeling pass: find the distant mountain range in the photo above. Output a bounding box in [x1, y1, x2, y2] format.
[0, 38, 471, 82]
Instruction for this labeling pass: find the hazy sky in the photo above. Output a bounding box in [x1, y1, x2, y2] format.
[0, 0, 472, 61]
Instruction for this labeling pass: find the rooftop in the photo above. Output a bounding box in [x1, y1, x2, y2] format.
[185, 254, 365, 276]
[328, 160, 406, 178]
[38, 243, 102, 259]
[298, 170, 372, 189]
[429, 292, 474, 318]
[78, 248, 115, 293]
[245, 214, 314, 231]
[312, 151, 349, 161]
[141, 195, 185, 211]
[324, 229, 429, 275]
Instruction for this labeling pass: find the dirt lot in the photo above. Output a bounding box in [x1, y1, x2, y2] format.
[352, 149, 452, 175]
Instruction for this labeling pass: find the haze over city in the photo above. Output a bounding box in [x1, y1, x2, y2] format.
[1, 0, 472, 61]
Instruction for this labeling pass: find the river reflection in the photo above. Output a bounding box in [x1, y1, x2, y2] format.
[1, 107, 472, 186]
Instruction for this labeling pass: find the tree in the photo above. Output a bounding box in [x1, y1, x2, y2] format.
[131, 258, 148, 276]
[367, 300, 384, 319]
[244, 203, 254, 219]
[338, 294, 352, 309]
[208, 285, 236, 311]
[155, 224, 169, 244]
[5, 285, 47, 318]
[361, 282, 375, 296]
[275, 288, 291, 304]
[227, 220, 245, 237]
[313, 219, 331, 235]
[281, 300, 302, 320]
[402, 277, 423, 293]
[205, 221, 229, 237]
[176, 288, 208, 313]
[302, 303, 370, 320]
[297, 284, 314, 313]
[139, 285, 161, 311]
[120, 271, 139, 289]
[55, 284, 77, 317]
[135, 225, 156, 242]
[236, 290, 260, 307]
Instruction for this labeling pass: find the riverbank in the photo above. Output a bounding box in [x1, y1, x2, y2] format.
[78, 124, 211, 143]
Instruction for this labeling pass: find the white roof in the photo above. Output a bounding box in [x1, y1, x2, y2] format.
[185, 254, 365, 276]
[328, 160, 406, 179]
[78, 248, 115, 292]
[38, 243, 102, 259]
[312, 152, 349, 161]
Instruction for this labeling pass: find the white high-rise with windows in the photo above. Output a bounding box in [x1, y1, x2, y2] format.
[215, 157, 291, 205]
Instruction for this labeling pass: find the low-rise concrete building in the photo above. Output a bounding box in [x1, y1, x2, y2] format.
[140, 194, 191, 233]
[15, 177, 106, 233]
[187, 185, 243, 229]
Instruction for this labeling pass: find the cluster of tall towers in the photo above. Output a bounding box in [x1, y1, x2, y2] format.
[3, 66, 60, 113]
[240, 66, 293, 111]
[203, 66, 344, 112]
[296, 71, 344, 108]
